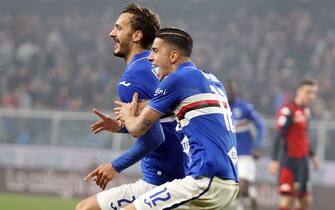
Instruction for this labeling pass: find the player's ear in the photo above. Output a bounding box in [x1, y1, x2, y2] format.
[133, 30, 143, 43]
[169, 50, 179, 64]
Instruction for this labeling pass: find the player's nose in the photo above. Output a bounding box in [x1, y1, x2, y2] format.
[109, 28, 116, 37]
[148, 53, 154, 62]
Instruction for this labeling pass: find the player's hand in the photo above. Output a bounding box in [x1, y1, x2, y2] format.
[90, 108, 123, 134]
[137, 100, 148, 115]
[114, 92, 139, 121]
[311, 156, 319, 171]
[268, 160, 279, 175]
[114, 100, 147, 116]
[84, 162, 118, 190]
[252, 148, 262, 160]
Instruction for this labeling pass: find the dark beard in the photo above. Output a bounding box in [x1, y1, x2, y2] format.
[113, 33, 132, 58]
[113, 50, 126, 58]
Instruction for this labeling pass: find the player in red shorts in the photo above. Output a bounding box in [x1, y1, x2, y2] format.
[269, 78, 319, 210]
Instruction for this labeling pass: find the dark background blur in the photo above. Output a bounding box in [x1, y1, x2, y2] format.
[1, 0, 335, 118]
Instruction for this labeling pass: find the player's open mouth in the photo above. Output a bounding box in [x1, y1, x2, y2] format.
[113, 38, 120, 49]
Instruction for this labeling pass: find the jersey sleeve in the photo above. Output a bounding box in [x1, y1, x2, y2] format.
[275, 106, 291, 131]
[112, 121, 165, 172]
[271, 106, 292, 160]
[148, 74, 181, 115]
[246, 103, 264, 148]
[121, 84, 149, 103]
[119, 66, 159, 103]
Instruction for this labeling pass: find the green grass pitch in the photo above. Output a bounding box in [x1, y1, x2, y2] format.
[0, 193, 79, 210]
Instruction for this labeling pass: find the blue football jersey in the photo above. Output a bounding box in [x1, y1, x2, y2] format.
[148, 62, 239, 182]
[230, 98, 264, 156]
[118, 51, 185, 185]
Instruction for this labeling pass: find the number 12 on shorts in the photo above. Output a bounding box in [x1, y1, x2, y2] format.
[144, 187, 171, 208]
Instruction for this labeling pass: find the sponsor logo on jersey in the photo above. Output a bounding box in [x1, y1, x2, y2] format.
[154, 88, 167, 96]
[119, 81, 131, 87]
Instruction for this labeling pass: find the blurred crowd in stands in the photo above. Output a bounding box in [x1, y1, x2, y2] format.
[0, 0, 334, 119]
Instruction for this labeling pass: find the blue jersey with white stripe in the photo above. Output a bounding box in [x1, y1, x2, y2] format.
[230, 98, 264, 156]
[148, 62, 239, 182]
[117, 51, 185, 185]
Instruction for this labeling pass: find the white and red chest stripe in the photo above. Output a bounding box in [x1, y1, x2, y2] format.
[174, 93, 229, 128]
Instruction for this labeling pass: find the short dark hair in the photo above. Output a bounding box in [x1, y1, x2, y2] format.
[298, 78, 318, 88]
[157, 27, 193, 57]
[121, 3, 160, 49]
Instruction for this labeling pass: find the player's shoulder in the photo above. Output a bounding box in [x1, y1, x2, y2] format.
[162, 70, 184, 84]
[278, 103, 294, 116]
[128, 59, 154, 74]
[129, 61, 159, 82]
[235, 98, 253, 110]
[200, 70, 221, 82]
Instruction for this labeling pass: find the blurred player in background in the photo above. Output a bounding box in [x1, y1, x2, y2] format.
[76, 4, 185, 210]
[226, 80, 264, 210]
[115, 27, 239, 210]
[269, 78, 319, 210]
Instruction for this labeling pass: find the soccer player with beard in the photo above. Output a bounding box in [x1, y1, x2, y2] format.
[76, 4, 185, 210]
[269, 78, 319, 210]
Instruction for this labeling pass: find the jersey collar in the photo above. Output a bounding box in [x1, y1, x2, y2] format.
[176, 61, 196, 71]
[127, 50, 151, 69]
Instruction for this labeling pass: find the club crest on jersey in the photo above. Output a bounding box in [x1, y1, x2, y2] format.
[227, 146, 238, 165]
[293, 110, 306, 123]
[181, 137, 190, 153]
[232, 108, 242, 119]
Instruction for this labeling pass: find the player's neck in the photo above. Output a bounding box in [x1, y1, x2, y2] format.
[171, 57, 192, 72]
[125, 46, 146, 65]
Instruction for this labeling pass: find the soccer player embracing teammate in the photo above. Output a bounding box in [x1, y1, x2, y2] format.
[115, 27, 239, 210]
[76, 4, 185, 210]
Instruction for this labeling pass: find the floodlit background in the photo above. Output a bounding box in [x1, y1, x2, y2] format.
[0, 0, 335, 209]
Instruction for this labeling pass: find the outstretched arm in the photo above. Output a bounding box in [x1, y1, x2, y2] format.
[84, 120, 165, 190]
[90, 108, 124, 134]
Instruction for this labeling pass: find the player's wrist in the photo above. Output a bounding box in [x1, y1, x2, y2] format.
[113, 123, 122, 133]
[110, 161, 123, 173]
